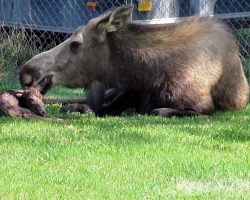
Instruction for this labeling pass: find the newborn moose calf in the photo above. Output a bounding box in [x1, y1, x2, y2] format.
[0, 89, 63, 122]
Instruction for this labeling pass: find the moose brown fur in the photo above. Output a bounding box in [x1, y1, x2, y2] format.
[0, 89, 44, 118]
[20, 6, 249, 117]
[0, 89, 64, 122]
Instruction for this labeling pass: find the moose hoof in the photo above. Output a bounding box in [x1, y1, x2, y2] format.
[151, 108, 177, 117]
[60, 103, 94, 114]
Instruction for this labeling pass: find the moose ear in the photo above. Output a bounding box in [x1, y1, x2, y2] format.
[97, 5, 133, 33]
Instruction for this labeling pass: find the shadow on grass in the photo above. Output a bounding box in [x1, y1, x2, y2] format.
[74, 111, 250, 144]
[0, 116, 163, 147]
[1, 105, 250, 146]
[83, 108, 250, 143]
[140, 109, 250, 142]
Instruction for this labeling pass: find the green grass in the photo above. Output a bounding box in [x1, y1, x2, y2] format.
[0, 82, 250, 199]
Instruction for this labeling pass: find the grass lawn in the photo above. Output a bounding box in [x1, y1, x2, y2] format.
[0, 81, 250, 199]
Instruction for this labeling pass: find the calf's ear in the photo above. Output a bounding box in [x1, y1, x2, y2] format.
[97, 5, 133, 33]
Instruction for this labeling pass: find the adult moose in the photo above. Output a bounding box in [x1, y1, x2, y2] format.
[20, 5, 249, 117]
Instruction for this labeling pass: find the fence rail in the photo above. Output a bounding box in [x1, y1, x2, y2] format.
[1, 0, 250, 81]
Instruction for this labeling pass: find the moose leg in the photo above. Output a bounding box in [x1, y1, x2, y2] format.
[151, 100, 215, 117]
[87, 81, 139, 116]
[59, 103, 93, 114]
[20, 108, 65, 123]
[98, 89, 130, 116]
[59, 87, 130, 116]
[104, 88, 124, 102]
[99, 90, 153, 116]
[59, 87, 127, 115]
[43, 98, 87, 105]
[24, 114, 65, 123]
[151, 107, 198, 117]
[151, 91, 215, 117]
[87, 81, 106, 114]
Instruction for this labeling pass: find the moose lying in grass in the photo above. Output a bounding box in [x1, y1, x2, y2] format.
[0, 88, 64, 122]
[20, 6, 249, 117]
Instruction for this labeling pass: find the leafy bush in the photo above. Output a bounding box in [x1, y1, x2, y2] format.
[0, 28, 39, 80]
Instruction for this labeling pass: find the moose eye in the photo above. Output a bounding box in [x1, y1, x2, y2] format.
[70, 41, 81, 54]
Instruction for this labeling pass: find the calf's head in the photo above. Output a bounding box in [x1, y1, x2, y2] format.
[20, 88, 45, 116]
[20, 6, 133, 93]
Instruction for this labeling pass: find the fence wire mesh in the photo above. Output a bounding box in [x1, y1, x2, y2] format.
[0, 0, 250, 81]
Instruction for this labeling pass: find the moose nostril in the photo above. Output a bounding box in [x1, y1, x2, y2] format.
[23, 74, 33, 84]
[40, 108, 46, 116]
[37, 107, 46, 116]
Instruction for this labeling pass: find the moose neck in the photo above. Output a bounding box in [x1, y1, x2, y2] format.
[104, 22, 193, 90]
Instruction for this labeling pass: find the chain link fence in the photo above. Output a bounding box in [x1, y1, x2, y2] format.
[1, 0, 250, 81]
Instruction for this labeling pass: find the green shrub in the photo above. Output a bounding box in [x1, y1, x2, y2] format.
[0, 28, 39, 80]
